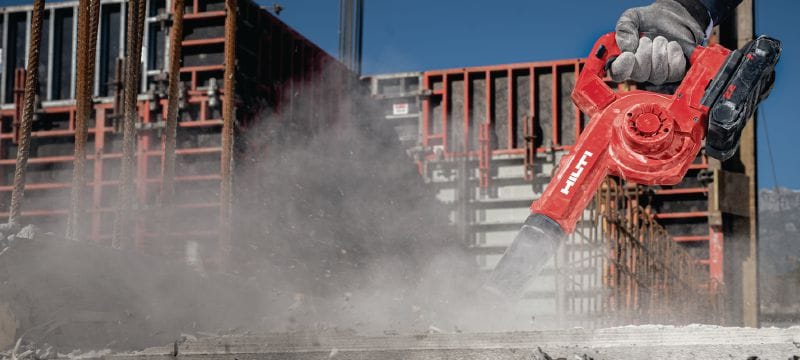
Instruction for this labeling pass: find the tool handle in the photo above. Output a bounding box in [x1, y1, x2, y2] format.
[571, 33, 621, 118]
[584, 32, 622, 80]
[572, 32, 715, 118]
[581, 32, 709, 81]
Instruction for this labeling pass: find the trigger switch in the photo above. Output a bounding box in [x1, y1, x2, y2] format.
[595, 44, 607, 59]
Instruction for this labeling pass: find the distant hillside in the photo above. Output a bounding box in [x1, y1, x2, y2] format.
[759, 188, 800, 313]
[760, 188, 800, 277]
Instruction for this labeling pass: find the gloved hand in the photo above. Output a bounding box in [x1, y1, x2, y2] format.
[610, 0, 707, 85]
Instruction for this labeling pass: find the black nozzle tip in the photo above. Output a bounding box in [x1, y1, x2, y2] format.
[482, 213, 566, 300]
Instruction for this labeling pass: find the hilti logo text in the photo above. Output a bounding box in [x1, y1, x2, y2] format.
[560, 151, 593, 195]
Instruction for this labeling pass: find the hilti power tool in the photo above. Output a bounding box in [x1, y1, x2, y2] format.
[484, 33, 781, 298]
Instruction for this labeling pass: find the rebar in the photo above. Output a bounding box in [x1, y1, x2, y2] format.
[590, 178, 716, 324]
[66, 0, 102, 239]
[8, 0, 46, 225]
[112, 0, 147, 248]
[160, 0, 184, 207]
[219, 0, 237, 266]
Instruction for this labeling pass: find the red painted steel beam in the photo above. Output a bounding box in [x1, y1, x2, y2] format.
[0, 209, 70, 218]
[674, 235, 711, 242]
[507, 69, 513, 150]
[180, 65, 225, 73]
[709, 225, 724, 284]
[654, 212, 710, 219]
[424, 59, 584, 76]
[183, 11, 226, 20]
[421, 75, 430, 149]
[654, 187, 709, 195]
[182, 37, 224, 47]
[574, 62, 583, 141]
[463, 71, 470, 154]
[551, 64, 558, 147]
[443, 74, 449, 152]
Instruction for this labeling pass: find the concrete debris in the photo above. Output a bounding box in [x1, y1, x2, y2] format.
[0, 224, 43, 252]
[13, 225, 39, 241]
[427, 325, 442, 333]
[0, 337, 110, 360]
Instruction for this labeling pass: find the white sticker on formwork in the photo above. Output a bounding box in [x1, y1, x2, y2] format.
[393, 103, 409, 115]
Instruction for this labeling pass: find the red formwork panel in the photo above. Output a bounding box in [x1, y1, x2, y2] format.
[0, 0, 356, 260]
[419, 61, 721, 283]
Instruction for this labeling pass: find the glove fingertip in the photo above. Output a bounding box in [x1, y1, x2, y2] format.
[649, 36, 669, 85]
[610, 52, 635, 82]
[615, 26, 640, 53]
[615, 9, 641, 53]
[666, 41, 687, 83]
[631, 38, 652, 83]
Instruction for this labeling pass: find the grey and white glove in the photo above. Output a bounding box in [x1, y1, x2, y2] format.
[610, 0, 707, 85]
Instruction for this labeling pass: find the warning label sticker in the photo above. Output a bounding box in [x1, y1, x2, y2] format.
[393, 103, 409, 115]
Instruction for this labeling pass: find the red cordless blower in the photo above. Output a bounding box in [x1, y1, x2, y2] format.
[484, 32, 781, 299]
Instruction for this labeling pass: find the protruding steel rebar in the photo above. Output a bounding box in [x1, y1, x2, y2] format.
[112, 0, 147, 248]
[160, 0, 185, 208]
[8, 0, 46, 225]
[66, 0, 102, 239]
[219, 0, 237, 265]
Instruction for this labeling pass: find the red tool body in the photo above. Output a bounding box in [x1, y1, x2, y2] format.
[485, 32, 779, 299]
[532, 33, 729, 233]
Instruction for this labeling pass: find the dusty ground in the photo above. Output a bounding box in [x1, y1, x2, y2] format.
[110, 325, 800, 360]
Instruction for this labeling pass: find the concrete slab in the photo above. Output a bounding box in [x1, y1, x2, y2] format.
[109, 325, 800, 360]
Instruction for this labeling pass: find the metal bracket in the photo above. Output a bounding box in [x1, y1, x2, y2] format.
[135, 120, 166, 131]
[153, 12, 173, 28]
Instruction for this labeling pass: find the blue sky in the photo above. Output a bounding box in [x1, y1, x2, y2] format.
[273, 0, 799, 190]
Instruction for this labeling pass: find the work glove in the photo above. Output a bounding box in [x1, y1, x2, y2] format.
[610, 0, 707, 85]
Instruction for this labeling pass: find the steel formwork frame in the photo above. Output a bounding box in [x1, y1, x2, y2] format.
[419, 60, 723, 286]
[0, 0, 354, 262]
[0, 72, 225, 246]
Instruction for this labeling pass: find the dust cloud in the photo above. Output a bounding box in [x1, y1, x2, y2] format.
[227, 71, 527, 334]
[0, 67, 540, 354]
